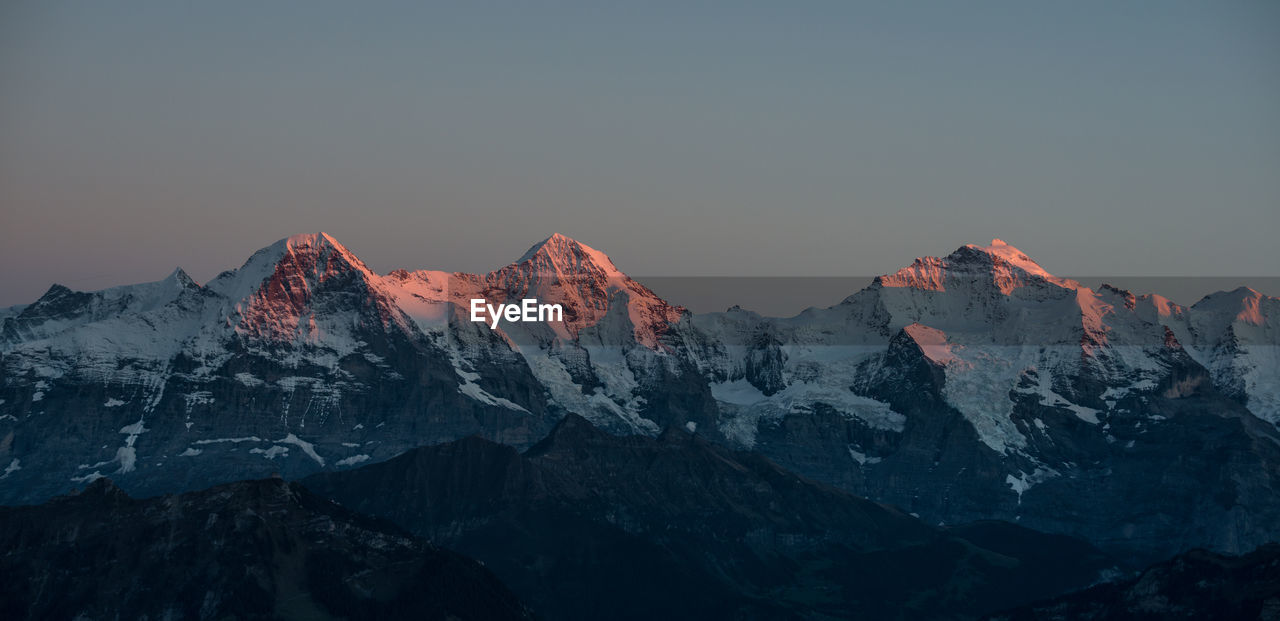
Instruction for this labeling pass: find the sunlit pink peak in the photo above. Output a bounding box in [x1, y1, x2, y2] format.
[209, 232, 377, 300]
[514, 233, 621, 274]
[877, 239, 1073, 293]
[961, 239, 1055, 280]
[1194, 286, 1264, 306]
[1193, 286, 1272, 326]
[278, 232, 358, 257]
[284, 231, 340, 247]
[1135, 292, 1185, 318]
[273, 232, 369, 269]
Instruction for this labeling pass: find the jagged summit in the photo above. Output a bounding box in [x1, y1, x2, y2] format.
[249, 231, 362, 265]
[35, 283, 75, 300]
[513, 233, 621, 274]
[960, 239, 1057, 280]
[165, 267, 197, 288]
[490, 233, 682, 348]
[284, 231, 344, 249]
[525, 412, 610, 456]
[272, 232, 371, 272]
[876, 239, 1075, 294]
[208, 231, 377, 300]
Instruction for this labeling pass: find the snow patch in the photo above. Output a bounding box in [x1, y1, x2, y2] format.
[115, 447, 137, 474]
[459, 381, 530, 412]
[1005, 468, 1057, 505]
[903, 323, 958, 365]
[709, 379, 766, 405]
[183, 391, 214, 412]
[114, 417, 149, 473]
[1, 458, 19, 479]
[277, 433, 324, 466]
[336, 454, 370, 467]
[71, 471, 104, 484]
[847, 446, 882, 466]
[1014, 376, 1101, 424]
[250, 445, 289, 460]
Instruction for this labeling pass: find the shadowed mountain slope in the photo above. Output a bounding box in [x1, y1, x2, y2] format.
[303, 415, 1113, 621]
[0, 477, 534, 621]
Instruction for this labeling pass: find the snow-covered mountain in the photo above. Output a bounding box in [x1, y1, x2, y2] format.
[0, 232, 711, 506]
[2, 233, 1277, 563]
[689, 239, 1240, 450]
[683, 239, 1280, 561]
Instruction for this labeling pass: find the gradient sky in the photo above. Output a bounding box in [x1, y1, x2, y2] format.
[2, 1, 1278, 307]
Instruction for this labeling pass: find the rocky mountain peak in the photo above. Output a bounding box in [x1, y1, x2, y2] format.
[876, 239, 1077, 295]
[165, 267, 198, 289]
[513, 233, 620, 275]
[487, 234, 683, 348]
[525, 413, 611, 456]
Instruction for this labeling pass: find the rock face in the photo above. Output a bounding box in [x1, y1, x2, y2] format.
[302, 414, 1114, 621]
[0, 477, 533, 621]
[2, 233, 1278, 566]
[986, 544, 1280, 621]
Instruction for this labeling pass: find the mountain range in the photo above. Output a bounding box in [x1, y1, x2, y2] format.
[2, 232, 1277, 567]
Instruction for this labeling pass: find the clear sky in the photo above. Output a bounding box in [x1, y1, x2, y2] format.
[2, 1, 1277, 306]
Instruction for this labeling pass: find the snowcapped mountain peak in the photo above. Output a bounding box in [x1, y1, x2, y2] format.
[283, 231, 344, 250]
[1193, 286, 1274, 328]
[514, 233, 621, 276]
[956, 239, 1070, 284]
[1193, 286, 1267, 310]
[488, 234, 683, 348]
[876, 240, 1075, 295]
[1134, 293, 1185, 322]
[209, 233, 374, 300]
[165, 267, 198, 289]
[200, 232, 405, 348]
[277, 232, 372, 274]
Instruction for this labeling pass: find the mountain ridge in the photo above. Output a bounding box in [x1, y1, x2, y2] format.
[2, 231, 1277, 566]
